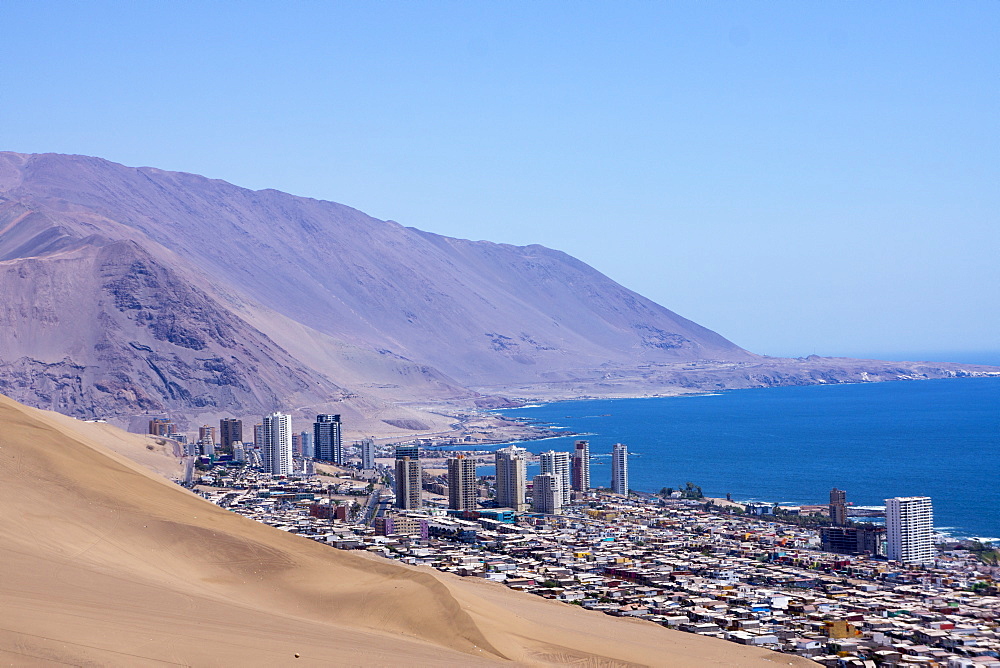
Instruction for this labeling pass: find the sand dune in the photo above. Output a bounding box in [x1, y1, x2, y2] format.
[0, 393, 811, 666]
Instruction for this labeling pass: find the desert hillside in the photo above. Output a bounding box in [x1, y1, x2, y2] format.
[2, 151, 994, 436]
[0, 151, 752, 424]
[0, 391, 813, 666]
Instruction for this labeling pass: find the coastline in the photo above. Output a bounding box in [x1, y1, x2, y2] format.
[439, 376, 1000, 541]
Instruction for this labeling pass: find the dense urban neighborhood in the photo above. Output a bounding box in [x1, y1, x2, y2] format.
[183, 414, 1000, 668]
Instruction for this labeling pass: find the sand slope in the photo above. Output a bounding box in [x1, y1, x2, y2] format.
[0, 393, 810, 667]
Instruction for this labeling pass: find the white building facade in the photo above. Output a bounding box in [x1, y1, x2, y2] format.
[539, 450, 571, 506]
[532, 473, 562, 514]
[495, 445, 527, 512]
[360, 437, 376, 470]
[611, 442, 629, 495]
[261, 412, 293, 476]
[886, 496, 934, 565]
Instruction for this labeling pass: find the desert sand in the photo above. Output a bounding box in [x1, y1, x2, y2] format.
[0, 393, 812, 667]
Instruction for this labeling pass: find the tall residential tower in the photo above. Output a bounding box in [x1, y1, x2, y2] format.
[260, 412, 293, 476]
[394, 445, 422, 509]
[495, 445, 527, 512]
[539, 450, 571, 506]
[360, 438, 376, 470]
[829, 488, 848, 526]
[571, 440, 590, 491]
[314, 414, 343, 464]
[886, 496, 934, 565]
[611, 442, 629, 496]
[219, 418, 242, 453]
[447, 455, 478, 511]
[532, 473, 562, 515]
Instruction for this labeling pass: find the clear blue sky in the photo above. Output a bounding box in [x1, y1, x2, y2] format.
[2, 1, 997, 361]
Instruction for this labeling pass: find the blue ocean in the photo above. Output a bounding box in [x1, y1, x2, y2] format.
[447, 376, 1000, 541]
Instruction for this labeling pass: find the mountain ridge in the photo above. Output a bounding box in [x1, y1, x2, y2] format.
[1, 151, 995, 432]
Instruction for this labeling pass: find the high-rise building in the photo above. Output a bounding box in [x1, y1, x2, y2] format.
[198, 425, 216, 447]
[360, 438, 375, 470]
[447, 455, 478, 511]
[611, 442, 629, 495]
[260, 412, 293, 476]
[253, 423, 263, 450]
[539, 450, 571, 506]
[495, 446, 527, 512]
[300, 431, 314, 459]
[532, 473, 562, 515]
[314, 414, 343, 464]
[829, 488, 848, 526]
[394, 445, 422, 509]
[219, 418, 242, 453]
[571, 440, 590, 491]
[148, 417, 173, 437]
[886, 496, 934, 565]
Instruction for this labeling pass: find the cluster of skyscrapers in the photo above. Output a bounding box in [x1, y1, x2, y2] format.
[154, 412, 358, 475]
[393, 439, 630, 516]
[159, 414, 938, 566]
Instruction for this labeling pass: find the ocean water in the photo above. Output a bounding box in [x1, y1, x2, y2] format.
[457, 377, 1000, 541]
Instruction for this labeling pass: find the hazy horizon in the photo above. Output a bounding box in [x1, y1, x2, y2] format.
[1, 2, 996, 359]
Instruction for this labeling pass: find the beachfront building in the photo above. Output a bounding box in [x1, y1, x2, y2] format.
[447, 455, 478, 511]
[394, 445, 422, 510]
[572, 440, 590, 491]
[886, 496, 934, 565]
[495, 445, 528, 512]
[532, 473, 562, 514]
[611, 442, 629, 496]
[360, 437, 376, 470]
[830, 487, 848, 525]
[539, 450, 571, 506]
[260, 412, 293, 476]
[314, 414, 343, 464]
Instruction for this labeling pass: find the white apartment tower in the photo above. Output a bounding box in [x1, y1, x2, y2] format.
[539, 450, 571, 506]
[886, 496, 934, 565]
[360, 438, 376, 470]
[572, 440, 590, 491]
[495, 445, 528, 512]
[532, 473, 562, 515]
[261, 412, 293, 476]
[611, 442, 629, 495]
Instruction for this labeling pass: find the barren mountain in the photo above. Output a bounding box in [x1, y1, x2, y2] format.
[0, 151, 994, 429]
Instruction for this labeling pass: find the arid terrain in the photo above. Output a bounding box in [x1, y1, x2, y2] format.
[0, 391, 816, 666]
[2, 151, 994, 440]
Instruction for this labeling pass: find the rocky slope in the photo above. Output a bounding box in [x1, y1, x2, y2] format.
[0, 151, 994, 429]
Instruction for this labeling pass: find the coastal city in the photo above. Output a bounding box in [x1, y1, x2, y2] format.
[161, 412, 1000, 668]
